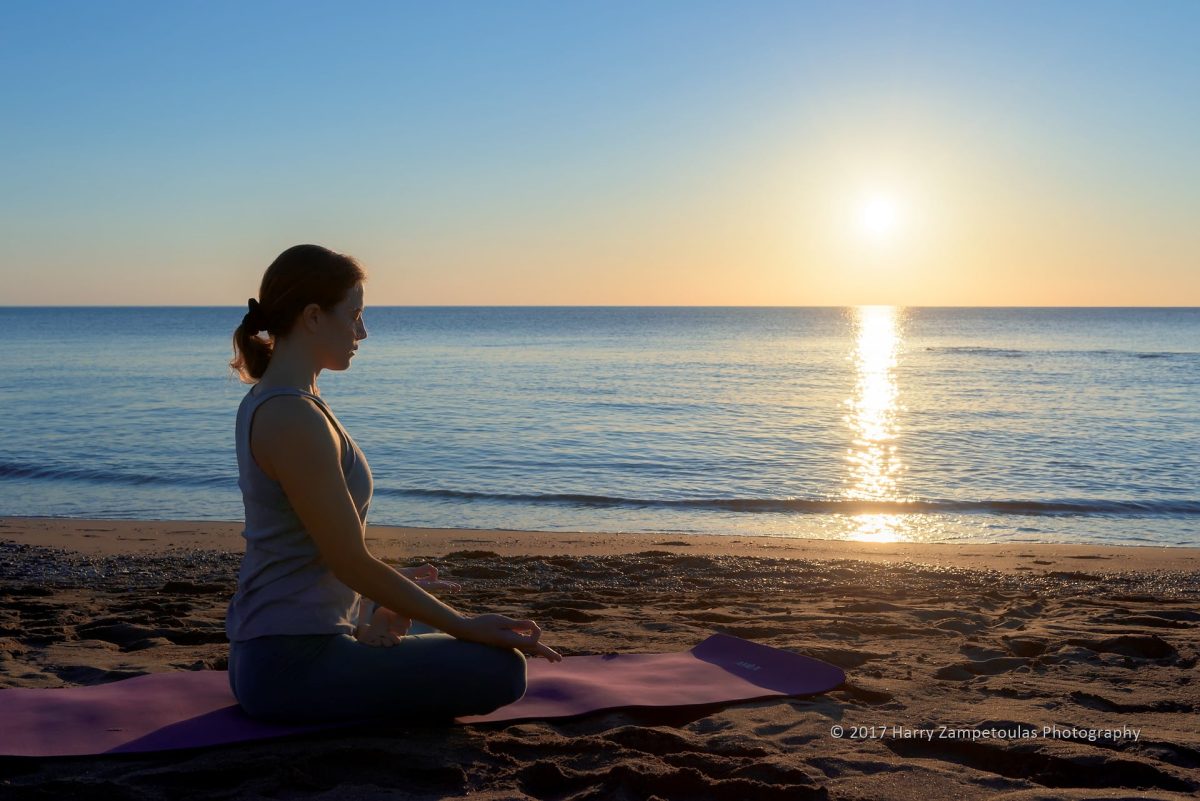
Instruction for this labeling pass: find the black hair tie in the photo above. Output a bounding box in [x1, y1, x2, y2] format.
[243, 298, 267, 335]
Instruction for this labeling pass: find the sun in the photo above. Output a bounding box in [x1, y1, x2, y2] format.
[859, 193, 901, 240]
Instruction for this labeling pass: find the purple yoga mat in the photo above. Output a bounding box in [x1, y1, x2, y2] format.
[0, 633, 844, 757]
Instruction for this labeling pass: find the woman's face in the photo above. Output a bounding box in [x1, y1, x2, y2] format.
[319, 282, 367, 370]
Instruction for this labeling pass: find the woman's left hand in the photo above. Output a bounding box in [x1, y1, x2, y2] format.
[356, 604, 412, 647]
[400, 562, 462, 594]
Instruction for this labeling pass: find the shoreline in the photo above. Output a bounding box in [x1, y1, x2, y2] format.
[2, 515, 1199, 576]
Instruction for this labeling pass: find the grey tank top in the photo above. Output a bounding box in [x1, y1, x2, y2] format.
[225, 386, 373, 642]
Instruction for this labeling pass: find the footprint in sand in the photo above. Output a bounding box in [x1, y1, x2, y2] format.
[834, 682, 895, 706]
[1095, 610, 1196, 629]
[958, 644, 1009, 661]
[75, 620, 168, 649]
[1000, 600, 1044, 618]
[1001, 635, 1048, 657]
[933, 618, 986, 635]
[1070, 689, 1194, 714]
[801, 647, 880, 669]
[934, 654, 1030, 681]
[1065, 634, 1178, 660]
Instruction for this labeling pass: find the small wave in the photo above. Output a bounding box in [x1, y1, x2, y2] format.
[926, 346, 1193, 360]
[0, 461, 229, 489]
[382, 488, 1200, 517]
[926, 346, 1025, 357]
[7, 460, 1195, 518]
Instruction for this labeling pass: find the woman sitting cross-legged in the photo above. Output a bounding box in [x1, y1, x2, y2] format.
[224, 243, 560, 724]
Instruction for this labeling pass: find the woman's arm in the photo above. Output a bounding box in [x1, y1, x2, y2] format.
[254, 396, 560, 660]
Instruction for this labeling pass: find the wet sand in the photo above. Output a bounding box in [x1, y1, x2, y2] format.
[1, 516, 1197, 800]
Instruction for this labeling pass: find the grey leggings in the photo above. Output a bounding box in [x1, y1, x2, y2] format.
[228, 622, 528, 723]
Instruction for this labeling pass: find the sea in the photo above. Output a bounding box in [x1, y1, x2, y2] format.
[1, 307, 1197, 547]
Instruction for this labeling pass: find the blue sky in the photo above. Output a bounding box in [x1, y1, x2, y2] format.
[2, 1, 1197, 305]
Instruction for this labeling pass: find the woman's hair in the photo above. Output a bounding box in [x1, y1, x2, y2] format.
[229, 244, 367, 383]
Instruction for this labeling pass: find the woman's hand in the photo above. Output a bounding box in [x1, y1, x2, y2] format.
[356, 564, 462, 647]
[458, 613, 562, 662]
[354, 601, 411, 647]
[400, 563, 462, 594]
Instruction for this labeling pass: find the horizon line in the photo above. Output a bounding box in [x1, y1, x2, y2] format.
[3, 304, 1199, 310]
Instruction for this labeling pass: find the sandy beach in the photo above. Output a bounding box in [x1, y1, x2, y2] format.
[1, 516, 1197, 800]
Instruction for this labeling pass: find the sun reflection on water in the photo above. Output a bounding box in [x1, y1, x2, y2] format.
[844, 306, 906, 542]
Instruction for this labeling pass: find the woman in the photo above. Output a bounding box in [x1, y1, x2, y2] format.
[225, 244, 560, 723]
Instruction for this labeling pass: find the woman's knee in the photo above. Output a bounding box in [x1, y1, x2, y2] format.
[485, 646, 529, 709]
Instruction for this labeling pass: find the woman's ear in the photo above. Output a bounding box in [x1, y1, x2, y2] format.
[298, 302, 324, 332]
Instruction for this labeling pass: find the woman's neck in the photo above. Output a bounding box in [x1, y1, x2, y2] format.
[257, 340, 320, 395]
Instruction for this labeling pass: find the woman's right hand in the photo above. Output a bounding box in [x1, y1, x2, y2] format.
[458, 613, 562, 662]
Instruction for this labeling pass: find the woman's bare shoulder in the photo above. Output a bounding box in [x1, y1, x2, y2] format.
[254, 392, 322, 420]
[251, 395, 339, 456]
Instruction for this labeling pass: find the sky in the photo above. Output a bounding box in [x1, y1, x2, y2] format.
[1, 0, 1197, 306]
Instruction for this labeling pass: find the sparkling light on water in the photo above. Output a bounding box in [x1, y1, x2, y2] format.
[844, 306, 907, 542]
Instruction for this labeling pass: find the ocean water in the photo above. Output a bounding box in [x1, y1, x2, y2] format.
[1, 307, 1196, 546]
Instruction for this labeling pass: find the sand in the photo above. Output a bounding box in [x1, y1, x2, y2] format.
[1, 515, 1197, 800]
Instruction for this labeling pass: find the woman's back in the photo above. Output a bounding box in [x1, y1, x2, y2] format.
[225, 385, 373, 642]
